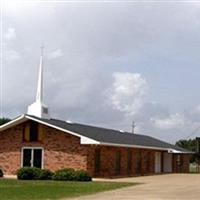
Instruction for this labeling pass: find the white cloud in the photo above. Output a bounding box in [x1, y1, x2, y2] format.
[6, 49, 20, 61]
[151, 113, 186, 130]
[195, 105, 200, 112]
[5, 27, 16, 41]
[108, 72, 148, 116]
[48, 49, 63, 59]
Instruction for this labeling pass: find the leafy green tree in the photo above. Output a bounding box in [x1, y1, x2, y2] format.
[0, 118, 11, 126]
[176, 139, 197, 162]
[176, 139, 197, 152]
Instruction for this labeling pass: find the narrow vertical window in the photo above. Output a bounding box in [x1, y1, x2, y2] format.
[23, 122, 30, 142]
[115, 150, 121, 175]
[146, 152, 151, 173]
[176, 154, 182, 172]
[143, 151, 149, 173]
[38, 124, 44, 142]
[94, 149, 101, 173]
[22, 148, 32, 167]
[177, 155, 181, 164]
[127, 149, 132, 174]
[136, 150, 142, 174]
[30, 121, 38, 141]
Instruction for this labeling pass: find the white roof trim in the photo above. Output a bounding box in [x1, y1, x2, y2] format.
[167, 149, 191, 154]
[99, 142, 192, 153]
[0, 114, 27, 131]
[99, 142, 170, 151]
[81, 137, 100, 144]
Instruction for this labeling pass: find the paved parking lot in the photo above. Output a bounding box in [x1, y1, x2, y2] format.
[68, 174, 200, 200]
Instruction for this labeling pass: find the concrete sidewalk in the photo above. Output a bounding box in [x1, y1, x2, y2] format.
[68, 174, 200, 200]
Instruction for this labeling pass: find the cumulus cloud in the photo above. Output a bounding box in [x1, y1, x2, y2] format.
[108, 72, 148, 116]
[151, 113, 186, 130]
[48, 49, 63, 59]
[5, 27, 16, 41]
[6, 49, 20, 61]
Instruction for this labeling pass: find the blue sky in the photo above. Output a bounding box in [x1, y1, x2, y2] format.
[2, 1, 200, 143]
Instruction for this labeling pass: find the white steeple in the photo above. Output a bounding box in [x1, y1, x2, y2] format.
[36, 46, 44, 104]
[27, 47, 50, 119]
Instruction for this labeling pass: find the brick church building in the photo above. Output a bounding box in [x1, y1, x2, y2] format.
[0, 51, 191, 177]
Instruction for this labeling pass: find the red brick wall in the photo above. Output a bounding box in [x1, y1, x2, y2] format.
[0, 120, 191, 176]
[87, 147, 191, 177]
[43, 126, 88, 171]
[87, 145, 158, 177]
[0, 125, 22, 175]
[172, 154, 190, 173]
[0, 122, 88, 175]
[182, 154, 190, 173]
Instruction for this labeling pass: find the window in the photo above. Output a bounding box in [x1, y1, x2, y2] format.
[143, 151, 150, 173]
[127, 149, 132, 174]
[176, 154, 183, 172]
[136, 151, 142, 174]
[115, 150, 121, 175]
[23, 121, 43, 142]
[94, 149, 101, 173]
[30, 121, 39, 141]
[177, 155, 181, 166]
[146, 152, 151, 173]
[23, 123, 30, 142]
[22, 148, 43, 168]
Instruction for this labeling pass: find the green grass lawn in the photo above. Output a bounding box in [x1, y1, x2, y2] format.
[0, 179, 137, 200]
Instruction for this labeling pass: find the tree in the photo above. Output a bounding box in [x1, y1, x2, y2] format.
[176, 139, 196, 152]
[176, 139, 197, 163]
[0, 118, 11, 126]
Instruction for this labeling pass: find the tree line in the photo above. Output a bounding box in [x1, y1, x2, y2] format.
[0, 118, 11, 126]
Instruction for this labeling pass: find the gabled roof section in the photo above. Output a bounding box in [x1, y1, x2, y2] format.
[0, 114, 27, 131]
[0, 114, 192, 153]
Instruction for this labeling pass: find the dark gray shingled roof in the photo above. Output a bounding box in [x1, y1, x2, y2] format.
[27, 115, 192, 153]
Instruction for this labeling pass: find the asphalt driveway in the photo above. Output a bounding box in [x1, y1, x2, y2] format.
[68, 174, 200, 200]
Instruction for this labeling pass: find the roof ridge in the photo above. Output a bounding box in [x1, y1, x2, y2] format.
[50, 117, 144, 136]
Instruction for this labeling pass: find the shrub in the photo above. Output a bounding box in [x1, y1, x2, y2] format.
[53, 168, 92, 181]
[52, 168, 76, 181]
[38, 169, 54, 180]
[0, 169, 3, 177]
[74, 170, 92, 181]
[17, 167, 91, 181]
[17, 167, 41, 180]
[17, 167, 53, 180]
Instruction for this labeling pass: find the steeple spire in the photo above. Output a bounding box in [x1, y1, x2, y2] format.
[36, 46, 44, 103]
[27, 47, 50, 119]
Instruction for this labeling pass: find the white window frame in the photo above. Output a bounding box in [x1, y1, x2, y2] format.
[21, 147, 44, 169]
